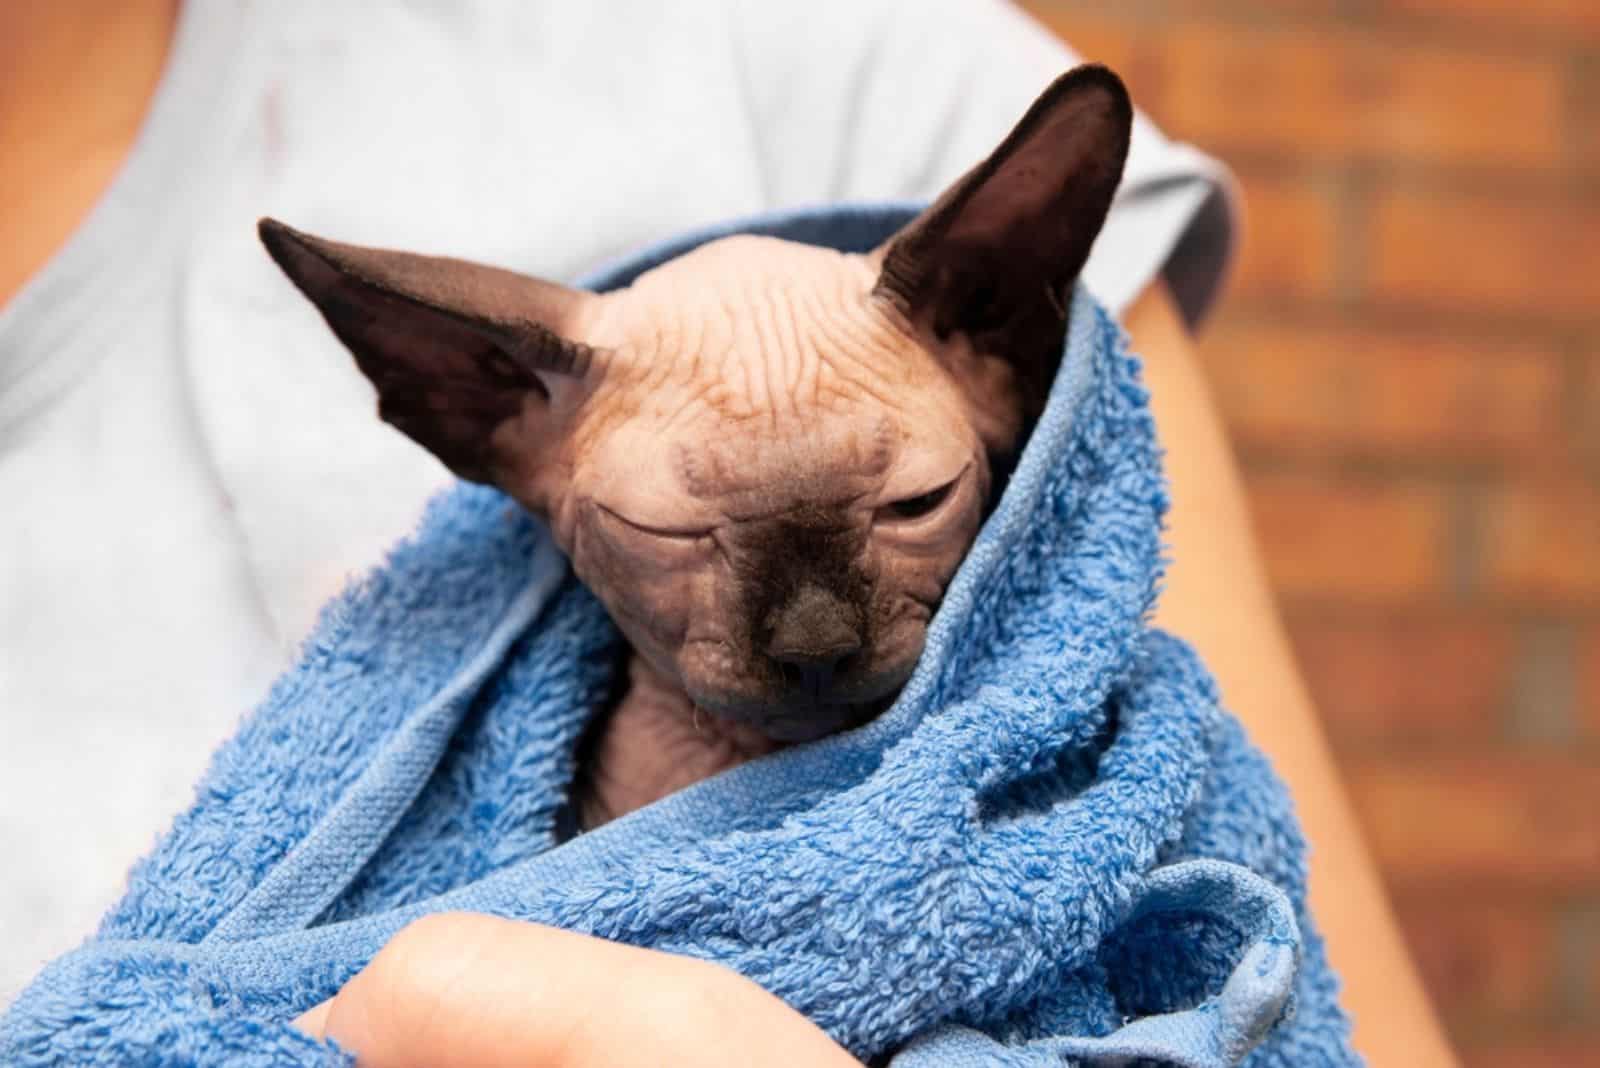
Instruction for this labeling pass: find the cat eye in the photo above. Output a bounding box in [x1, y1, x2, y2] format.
[882, 480, 957, 520]
[594, 503, 713, 543]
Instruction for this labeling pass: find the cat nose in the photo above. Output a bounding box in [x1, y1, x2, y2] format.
[765, 583, 862, 694]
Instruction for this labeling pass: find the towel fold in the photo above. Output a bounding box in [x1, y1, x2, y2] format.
[1, 204, 1358, 1066]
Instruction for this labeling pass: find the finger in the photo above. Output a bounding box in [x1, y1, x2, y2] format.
[293, 997, 333, 1039]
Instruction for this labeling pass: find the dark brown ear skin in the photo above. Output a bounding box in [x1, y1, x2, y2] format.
[874, 65, 1133, 428]
[258, 219, 597, 485]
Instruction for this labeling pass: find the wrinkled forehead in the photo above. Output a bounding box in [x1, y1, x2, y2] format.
[603, 236, 908, 371]
[678, 413, 896, 515]
[578, 234, 978, 517]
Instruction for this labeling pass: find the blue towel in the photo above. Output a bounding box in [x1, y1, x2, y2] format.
[2, 205, 1358, 1066]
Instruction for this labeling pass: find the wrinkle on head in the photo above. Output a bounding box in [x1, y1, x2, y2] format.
[677, 414, 895, 508]
[539, 231, 1011, 732]
[596, 236, 923, 414]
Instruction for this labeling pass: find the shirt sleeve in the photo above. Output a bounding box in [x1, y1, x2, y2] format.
[730, 0, 1238, 328]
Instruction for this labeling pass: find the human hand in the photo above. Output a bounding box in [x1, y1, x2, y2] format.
[294, 912, 863, 1067]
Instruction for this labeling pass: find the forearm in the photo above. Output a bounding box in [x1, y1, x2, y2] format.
[1123, 282, 1459, 1067]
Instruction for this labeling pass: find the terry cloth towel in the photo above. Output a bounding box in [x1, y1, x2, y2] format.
[2, 205, 1359, 1067]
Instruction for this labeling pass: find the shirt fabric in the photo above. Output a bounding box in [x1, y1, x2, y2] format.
[0, 0, 1235, 1001]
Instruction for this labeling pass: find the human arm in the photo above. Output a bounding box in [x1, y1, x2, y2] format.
[1124, 281, 1460, 1068]
[293, 913, 861, 1068]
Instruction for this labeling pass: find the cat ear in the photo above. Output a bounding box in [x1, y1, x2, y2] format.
[259, 218, 602, 484]
[873, 65, 1132, 410]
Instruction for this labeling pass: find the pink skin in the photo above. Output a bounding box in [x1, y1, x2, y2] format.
[514, 240, 1003, 721]
[259, 65, 1132, 828]
[496, 240, 1014, 826]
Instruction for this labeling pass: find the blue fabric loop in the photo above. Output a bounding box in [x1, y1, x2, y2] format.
[892, 860, 1299, 1068]
[1049, 859, 1299, 1068]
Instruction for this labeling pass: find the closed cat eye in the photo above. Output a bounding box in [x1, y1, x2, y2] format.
[883, 480, 956, 520]
[595, 502, 714, 542]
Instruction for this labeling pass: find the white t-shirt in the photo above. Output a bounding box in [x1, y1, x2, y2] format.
[0, 0, 1235, 1000]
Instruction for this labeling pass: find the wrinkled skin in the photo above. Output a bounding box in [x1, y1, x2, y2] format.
[544, 238, 1003, 740]
[260, 66, 1132, 827]
[553, 244, 1006, 825]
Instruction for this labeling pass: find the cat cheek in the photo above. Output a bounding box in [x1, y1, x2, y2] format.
[571, 522, 689, 643]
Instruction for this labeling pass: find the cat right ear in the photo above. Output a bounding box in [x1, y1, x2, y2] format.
[259, 218, 602, 485]
[872, 66, 1131, 417]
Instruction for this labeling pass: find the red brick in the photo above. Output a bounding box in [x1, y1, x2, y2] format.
[1389, 0, 1600, 40]
[1227, 172, 1342, 303]
[1158, 23, 1564, 169]
[1465, 1036, 1600, 1068]
[1478, 479, 1600, 603]
[1246, 473, 1451, 601]
[1394, 894, 1558, 1027]
[1576, 350, 1600, 467]
[1200, 321, 1566, 461]
[1592, 938, 1600, 1035]
[1287, 615, 1512, 745]
[1368, 189, 1600, 323]
[1590, 931, 1600, 1039]
[1580, 627, 1600, 737]
[1362, 42, 1565, 172]
[1579, 58, 1600, 177]
[1346, 754, 1600, 889]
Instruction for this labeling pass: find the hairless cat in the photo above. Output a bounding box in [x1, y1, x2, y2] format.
[260, 65, 1131, 830]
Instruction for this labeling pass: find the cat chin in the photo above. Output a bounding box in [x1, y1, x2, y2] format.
[686, 667, 912, 743]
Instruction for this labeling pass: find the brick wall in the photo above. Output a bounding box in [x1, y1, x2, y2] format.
[1022, 2, 1600, 1063]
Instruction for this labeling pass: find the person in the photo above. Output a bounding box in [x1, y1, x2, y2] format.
[0, 1, 1457, 1063]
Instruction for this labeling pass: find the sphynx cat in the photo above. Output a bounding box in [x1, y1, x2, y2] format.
[259, 65, 1132, 830]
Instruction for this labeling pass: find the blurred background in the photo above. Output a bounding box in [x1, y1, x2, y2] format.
[1022, 1, 1600, 1063]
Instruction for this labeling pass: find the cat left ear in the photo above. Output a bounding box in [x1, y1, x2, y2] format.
[259, 219, 602, 485]
[873, 65, 1132, 409]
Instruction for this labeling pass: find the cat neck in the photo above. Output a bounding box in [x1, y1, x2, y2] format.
[572, 654, 786, 831]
